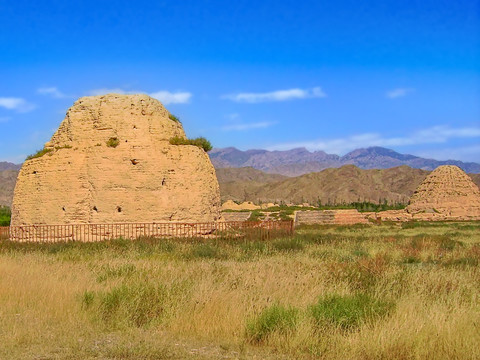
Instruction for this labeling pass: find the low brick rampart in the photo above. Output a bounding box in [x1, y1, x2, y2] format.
[295, 209, 369, 225]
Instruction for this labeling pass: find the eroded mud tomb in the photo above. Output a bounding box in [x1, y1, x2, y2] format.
[405, 165, 480, 219]
[11, 94, 221, 226]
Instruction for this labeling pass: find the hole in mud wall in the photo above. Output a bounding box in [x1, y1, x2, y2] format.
[131, 159, 138, 165]
[162, 178, 166, 186]
[62, 207, 66, 211]
[32, 171, 37, 174]
[93, 206, 98, 212]
[117, 206, 122, 213]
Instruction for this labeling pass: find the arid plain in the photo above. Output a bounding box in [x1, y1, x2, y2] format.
[1, 222, 479, 359]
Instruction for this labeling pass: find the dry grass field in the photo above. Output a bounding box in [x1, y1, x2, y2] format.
[1, 222, 480, 359]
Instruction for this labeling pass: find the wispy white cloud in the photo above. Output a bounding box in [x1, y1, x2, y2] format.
[414, 126, 480, 143]
[226, 113, 240, 121]
[37, 87, 69, 98]
[222, 87, 326, 103]
[149, 91, 192, 105]
[221, 112, 276, 131]
[222, 121, 276, 131]
[87, 88, 192, 105]
[386, 88, 414, 99]
[0, 98, 24, 109]
[417, 144, 480, 163]
[0, 97, 36, 112]
[268, 125, 480, 155]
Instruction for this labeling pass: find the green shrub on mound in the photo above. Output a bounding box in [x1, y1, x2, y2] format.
[26, 147, 53, 160]
[169, 136, 212, 152]
[168, 113, 181, 122]
[106, 137, 120, 148]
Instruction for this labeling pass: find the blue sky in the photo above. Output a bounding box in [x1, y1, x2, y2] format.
[1, 0, 479, 163]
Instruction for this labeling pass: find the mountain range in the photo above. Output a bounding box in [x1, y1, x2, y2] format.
[209, 146, 480, 176]
[0, 162, 21, 171]
[216, 165, 480, 205]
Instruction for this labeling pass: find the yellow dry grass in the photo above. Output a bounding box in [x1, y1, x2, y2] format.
[0, 222, 479, 359]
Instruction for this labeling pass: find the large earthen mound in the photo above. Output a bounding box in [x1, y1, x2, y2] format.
[406, 165, 480, 219]
[11, 94, 221, 225]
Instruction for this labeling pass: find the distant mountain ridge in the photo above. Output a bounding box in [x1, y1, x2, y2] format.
[209, 146, 480, 176]
[216, 165, 480, 205]
[0, 162, 21, 171]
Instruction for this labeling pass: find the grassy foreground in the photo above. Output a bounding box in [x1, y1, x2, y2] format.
[1, 222, 479, 359]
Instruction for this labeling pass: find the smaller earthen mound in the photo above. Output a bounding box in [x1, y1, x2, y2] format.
[406, 165, 480, 220]
[221, 200, 260, 211]
[260, 202, 276, 209]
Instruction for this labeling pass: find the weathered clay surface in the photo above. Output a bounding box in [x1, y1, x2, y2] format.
[406, 165, 480, 220]
[11, 94, 221, 226]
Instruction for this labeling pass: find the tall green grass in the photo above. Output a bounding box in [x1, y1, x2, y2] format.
[82, 278, 190, 328]
[0, 206, 10, 226]
[246, 304, 299, 343]
[309, 293, 394, 330]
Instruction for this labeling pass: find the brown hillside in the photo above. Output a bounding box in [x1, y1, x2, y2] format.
[256, 165, 430, 205]
[216, 167, 287, 203]
[0, 170, 18, 207]
[471, 173, 480, 187]
[215, 167, 287, 183]
[219, 165, 435, 205]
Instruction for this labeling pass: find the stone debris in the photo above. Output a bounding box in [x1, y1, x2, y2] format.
[11, 94, 221, 227]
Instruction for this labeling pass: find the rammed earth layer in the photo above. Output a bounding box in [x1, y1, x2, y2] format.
[11, 94, 221, 226]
